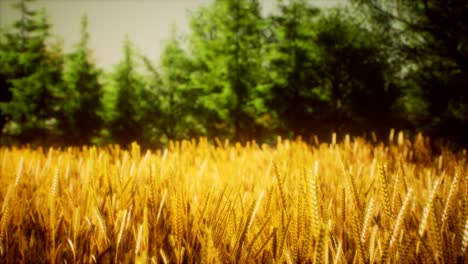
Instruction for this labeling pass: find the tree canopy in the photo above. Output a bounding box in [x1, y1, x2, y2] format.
[352, 0, 468, 145]
[0, 0, 63, 144]
[0, 0, 467, 148]
[59, 15, 103, 145]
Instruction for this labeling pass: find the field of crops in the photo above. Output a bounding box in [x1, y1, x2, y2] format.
[0, 132, 467, 263]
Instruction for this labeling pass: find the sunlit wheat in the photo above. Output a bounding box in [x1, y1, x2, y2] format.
[0, 131, 465, 263]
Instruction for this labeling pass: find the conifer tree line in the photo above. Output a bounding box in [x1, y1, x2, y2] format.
[0, 0, 467, 148]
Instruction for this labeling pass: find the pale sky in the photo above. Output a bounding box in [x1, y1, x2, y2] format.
[0, 0, 345, 69]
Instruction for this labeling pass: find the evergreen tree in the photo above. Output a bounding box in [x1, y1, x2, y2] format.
[265, 0, 322, 137]
[60, 15, 103, 145]
[353, 0, 468, 145]
[108, 37, 146, 146]
[158, 27, 203, 140]
[0, 0, 63, 143]
[312, 8, 399, 135]
[0, 29, 10, 137]
[189, 0, 267, 140]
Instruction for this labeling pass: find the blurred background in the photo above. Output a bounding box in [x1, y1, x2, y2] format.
[1, 0, 342, 68]
[0, 0, 467, 148]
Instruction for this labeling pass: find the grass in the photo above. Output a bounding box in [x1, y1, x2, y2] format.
[0, 131, 467, 263]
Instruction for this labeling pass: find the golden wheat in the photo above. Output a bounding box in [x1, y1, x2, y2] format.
[389, 188, 412, 248]
[0, 132, 466, 263]
[0, 185, 12, 256]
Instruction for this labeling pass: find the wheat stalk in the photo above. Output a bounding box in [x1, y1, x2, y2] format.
[160, 248, 169, 264]
[72, 206, 80, 244]
[135, 224, 143, 256]
[274, 163, 287, 213]
[14, 157, 24, 187]
[115, 209, 127, 263]
[0, 185, 13, 256]
[360, 197, 374, 243]
[245, 216, 271, 261]
[353, 216, 365, 264]
[368, 226, 378, 263]
[49, 168, 59, 264]
[332, 242, 343, 264]
[339, 155, 361, 211]
[0, 133, 465, 262]
[419, 179, 440, 237]
[94, 208, 108, 251]
[234, 191, 264, 261]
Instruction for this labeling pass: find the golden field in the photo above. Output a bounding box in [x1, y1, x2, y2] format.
[0, 132, 467, 263]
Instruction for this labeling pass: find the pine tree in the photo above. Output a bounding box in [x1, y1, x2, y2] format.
[140, 55, 165, 146]
[188, 0, 267, 140]
[0, 0, 63, 144]
[312, 8, 399, 135]
[353, 0, 468, 145]
[158, 27, 203, 140]
[108, 37, 146, 146]
[60, 15, 103, 145]
[0, 29, 11, 138]
[265, 0, 322, 137]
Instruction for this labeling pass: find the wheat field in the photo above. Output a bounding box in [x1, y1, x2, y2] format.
[0, 131, 467, 263]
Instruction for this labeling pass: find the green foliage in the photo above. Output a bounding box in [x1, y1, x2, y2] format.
[158, 27, 204, 140]
[0, 0, 64, 144]
[189, 0, 268, 140]
[107, 37, 147, 147]
[59, 15, 103, 145]
[264, 0, 323, 136]
[352, 0, 468, 144]
[265, 3, 400, 137]
[0, 0, 467, 147]
[311, 8, 400, 134]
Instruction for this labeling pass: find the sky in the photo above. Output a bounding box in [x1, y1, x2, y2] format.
[0, 0, 346, 69]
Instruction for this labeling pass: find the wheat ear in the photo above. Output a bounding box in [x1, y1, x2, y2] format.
[310, 172, 321, 239]
[115, 209, 127, 263]
[389, 189, 413, 247]
[360, 197, 374, 243]
[441, 173, 459, 228]
[135, 224, 143, 256]
[459, 217, 468, 257]
[379, 163, 393, 222]
[14, 157, 24, 187]
[352, 216, 365, 264]
[94, 208, 108, 251]
[0, 185, 13, 256]
[339, 155, 361, 211]
[274, 163, 287, 213]
[419, 180, 440, 237]
[314, 225, 326, 264]
[201, 227, 217, 264]
[245, 216, 271, 261]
